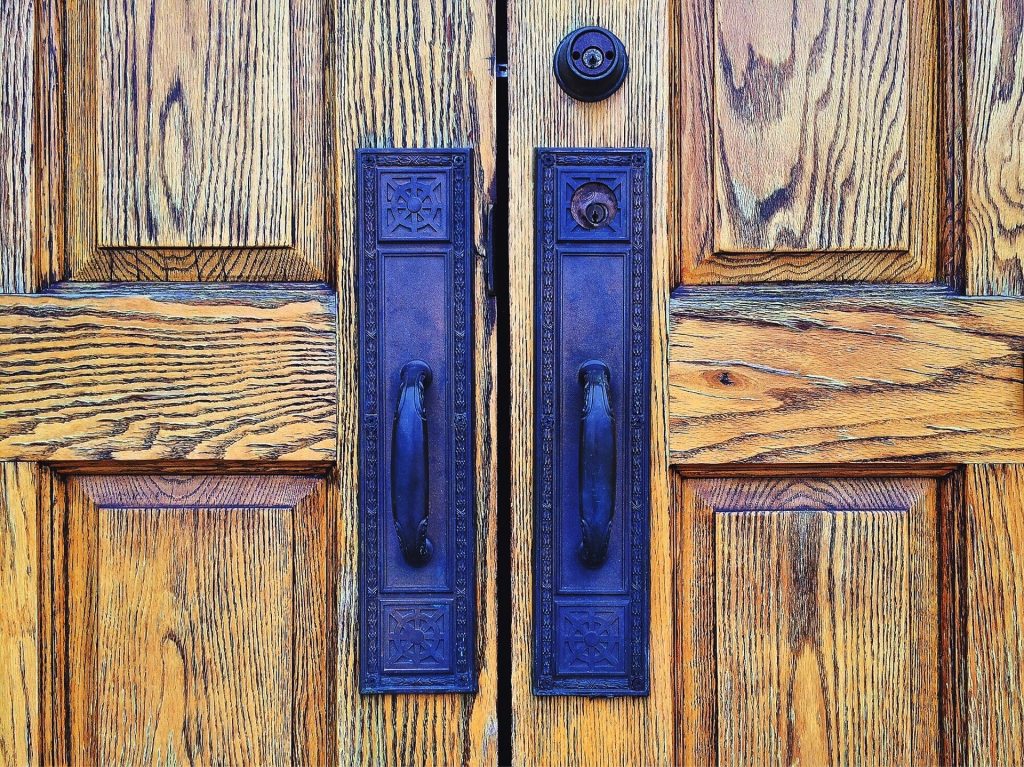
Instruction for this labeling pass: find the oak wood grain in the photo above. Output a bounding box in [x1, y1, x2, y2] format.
[670, 285, 1024, 465]
[961, 465, 1024, 762]
[678, 0, 939, 284]
[0, 285, 336, 461]
[509, 0, 673, 762]
[50, 474, 330, 765]
[98, 0, 291, 248]
[965, 0, 1024, 295]
[0, 464, 40, 767]
[333, 0, 498, 761]
[679, 478, 938, 766]
[0, 0, 33, 293]
[38, 0, 331, 281]
[97, 507, 292, 764]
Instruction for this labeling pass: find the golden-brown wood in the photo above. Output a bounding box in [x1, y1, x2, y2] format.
[98, 0, 291, 248]
[679, 0, 939, 284]
[49, 474, 332, 765]
[0, 286, 336, 461]
[960, 466, 1024, 762]
[509, 0, 673, 763]
[670, 285, 1024, 465]
[965, 0, 1024, 295]
[332, 0, 498, 762]
[0, 0, 33, 293]
[0, 464, 40, 767]
[679, 478, 938, 765]
[38, 0, 332, 281]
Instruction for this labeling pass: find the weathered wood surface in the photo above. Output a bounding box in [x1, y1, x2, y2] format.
[333, 0, 498, 761]
[670, 285, 1024, 465]
[37, 0, 331, 282]
[0, 0, 34, 292]
[965, 0, 1024, 295]
[98, 0, 291, 248]
[678, 478, 938, 766]
[49, 474, 331, 765]
[959, 466, 1024, 762]
[0, 464, 40, 767]
[678, 0, 939, 284]
[509, 0, 674, 762]
[0, 285, 336, 461]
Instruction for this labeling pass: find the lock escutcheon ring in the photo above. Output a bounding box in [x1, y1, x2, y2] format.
[570, 182, 619, 230]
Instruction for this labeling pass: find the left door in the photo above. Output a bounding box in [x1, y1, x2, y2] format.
[1, 0, 498, 763]
[0, 0, 338, 761]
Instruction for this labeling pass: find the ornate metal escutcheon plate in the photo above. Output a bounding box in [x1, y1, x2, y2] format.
[358, 149, 476, 693]
[534, 149, 652, 696]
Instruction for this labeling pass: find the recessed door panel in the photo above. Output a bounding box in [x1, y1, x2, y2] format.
[52, 474, 332, 765]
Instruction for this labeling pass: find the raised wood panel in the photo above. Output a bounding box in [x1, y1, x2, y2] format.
[49, 474, 332, 765]
[677, 477, 939, 765]
[0, 285, 336, 461]
[0, 464, 40, 767]
[669, 285, 1024, 465]
[98, 0, 290, 248]
[965, 0, 1024, 295]
[509, 0, 673, 762]
[961, 466, 1024, 762]
[39, 0, 331, 281]
[333, 0, 498, 762]
[679, 0, 939, 283]
[0, 1, 33, 293]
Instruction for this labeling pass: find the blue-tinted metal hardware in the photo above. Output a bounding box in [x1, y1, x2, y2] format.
[358, 149, 476, 694]
[533, 149, 652, 697]
[392, 360, 434, 566]
[578, 360, 615, 568]
[553, 27, 629, 102]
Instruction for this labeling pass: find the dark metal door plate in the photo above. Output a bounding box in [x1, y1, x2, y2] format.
[358, 149, 476, 694]
[533, 149, 652, 696]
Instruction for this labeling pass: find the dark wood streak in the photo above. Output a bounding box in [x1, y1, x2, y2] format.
[0, 286, 337, 461]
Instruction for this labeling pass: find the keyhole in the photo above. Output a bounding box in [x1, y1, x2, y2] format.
[586, 202, 608, 226]
[581, 47, 604, 69]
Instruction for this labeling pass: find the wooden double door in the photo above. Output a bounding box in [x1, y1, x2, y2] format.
[1, 0, 1022, 764]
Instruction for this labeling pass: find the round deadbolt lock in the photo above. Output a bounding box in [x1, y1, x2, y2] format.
[570, 182, 619, 230]
[553, 26, 629, 103]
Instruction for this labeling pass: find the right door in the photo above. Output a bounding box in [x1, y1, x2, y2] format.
[510, 0, 1024, 763]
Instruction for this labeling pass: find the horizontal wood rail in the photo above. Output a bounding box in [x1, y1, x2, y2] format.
[670, 285, 1024, 465]
[0, 285, 337, 461]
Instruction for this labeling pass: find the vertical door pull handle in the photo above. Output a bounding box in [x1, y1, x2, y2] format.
[392, 359, 433, 566]
[578, 360, 615, 567]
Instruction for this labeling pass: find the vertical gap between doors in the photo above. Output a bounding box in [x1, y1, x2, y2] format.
[494, 0, 512, 761]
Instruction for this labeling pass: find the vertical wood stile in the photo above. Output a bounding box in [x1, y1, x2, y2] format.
[964, 0, 1024, 295]
[958, 466, 1024, 762]
[0, 1, 34, 292]
[0, 464, 40, 767]
[334, 0, 498, 762]
[509, 0, 673, 763]
[959, 1, 1024, 758]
